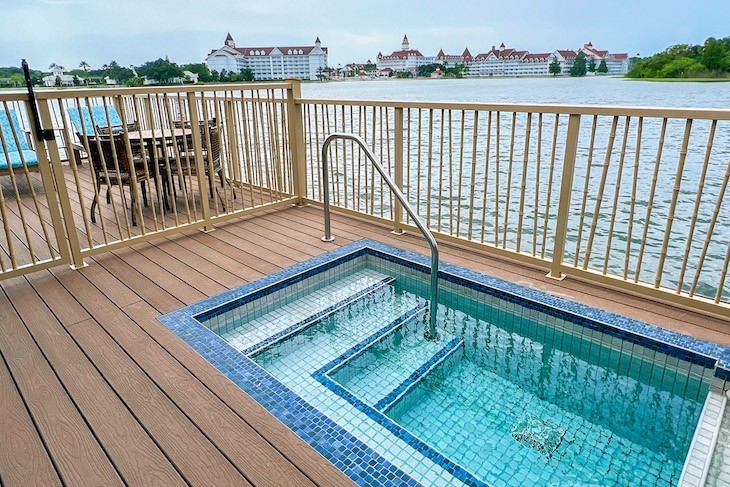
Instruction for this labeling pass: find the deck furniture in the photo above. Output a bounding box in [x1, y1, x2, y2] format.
[0, 108, 39, 177]
[170, 123, 225, 200]
[87, 135, 151, 226]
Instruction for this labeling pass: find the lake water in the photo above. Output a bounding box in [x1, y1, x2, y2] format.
[302, 76, 730, 108]
[300, 77, 729, 302]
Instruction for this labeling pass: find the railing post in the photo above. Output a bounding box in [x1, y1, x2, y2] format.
[547, 113, 581, 280]
[34, 98, 87, 269]
[392, 107, 405, 234]
[187, 92, 213, 232]
[285, 79, 307, 206]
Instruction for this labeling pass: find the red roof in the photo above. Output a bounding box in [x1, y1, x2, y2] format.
[462, 48, 472, 61]
[524, 53, 550, 61]
[380, 67, 393, 72]
[556, 50, 577, 59]
[436, 49, 445, 59]
[609, 53, 628, 59]
[382, 49, 424, 59]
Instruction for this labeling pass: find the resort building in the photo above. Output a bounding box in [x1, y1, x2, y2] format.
[375, 36, 630, 77]
[205, 33, 328, 81]
[42, 65, 79, 86]
[580, 42, 630, 74]
[376, 35, 435, 74]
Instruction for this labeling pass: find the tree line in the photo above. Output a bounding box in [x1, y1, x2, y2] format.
[0, 58, 255, 87]
[627, 36, 730, 79]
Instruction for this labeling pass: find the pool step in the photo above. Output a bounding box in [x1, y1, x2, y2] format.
[217, 269, 395, 355]
[329, 313, 464, 411]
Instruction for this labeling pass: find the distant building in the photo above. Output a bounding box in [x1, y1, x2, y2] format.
[374, 37, 630, 77]
[580, 42, 630, 74]
[430, 67, 445, 78]
[42, 65, 79, 86]
[206, 33, 328, 81]
[376, 35, 435, 74]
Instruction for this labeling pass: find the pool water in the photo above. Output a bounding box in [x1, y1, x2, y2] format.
[201, 250, 714, 487]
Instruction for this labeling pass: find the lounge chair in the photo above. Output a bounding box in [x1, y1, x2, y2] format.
[0, 108, 39, 177]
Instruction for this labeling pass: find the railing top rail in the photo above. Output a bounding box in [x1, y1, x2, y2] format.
[0, 92, 31, 102]
[297, 97, 730, 120]
[33, 81, 294, 100]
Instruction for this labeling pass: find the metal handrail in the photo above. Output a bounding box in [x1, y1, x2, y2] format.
[321, 132, 440, 340]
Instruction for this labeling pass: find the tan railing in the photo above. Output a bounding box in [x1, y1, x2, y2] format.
[299, 99, 729, 316]
[0, 82, 299, 278]
[0, 81, 728, 318]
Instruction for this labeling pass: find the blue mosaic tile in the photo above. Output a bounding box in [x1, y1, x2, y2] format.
[159, 238, 730, 487]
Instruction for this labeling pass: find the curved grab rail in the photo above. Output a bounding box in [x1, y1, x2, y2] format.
[321, 132, 440, 340]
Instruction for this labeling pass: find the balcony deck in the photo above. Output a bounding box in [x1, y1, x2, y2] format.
[2, 172, 730, 485]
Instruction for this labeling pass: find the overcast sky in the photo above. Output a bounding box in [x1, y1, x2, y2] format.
[1, 0, 727, 70]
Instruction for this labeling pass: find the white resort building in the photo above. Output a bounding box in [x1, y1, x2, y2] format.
[375, 36, 630, 77]
[206, 33, 328, 81]
[376, 35, 436, 74]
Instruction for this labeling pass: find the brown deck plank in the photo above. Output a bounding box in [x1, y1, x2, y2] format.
[0, 280, 124, 486]
[10, 272, 187, 486]
[0, 356, 61, 487]
[121, 298, 357, 487]
[52, 262, 321, 487]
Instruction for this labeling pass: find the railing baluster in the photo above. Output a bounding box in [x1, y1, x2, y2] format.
[541, 114, 559, 259]
[503, 112, 517, 248]
[574, 115, 598, 266]
[480, 111, 492, 244]
[635, 118, 667, 283]
[426, 108, 434, 228]
[494, 111, 500, 247]
[690, 160, 729, 297]
[584, 116, 618, 269]
[655, 119, 692, 289]
[624, 117, 643, 280]
[533, 113, 543, 256]
[715, 243, 730, 304]
[467, 110, 479, 240]
[517, 112, 532, 253]
[677, 120, 716, 293]
[604, 116, 631, 275]
[456, 110, 466, 237]
[437, 109, 446, 231]
[393, 107, 404, 233]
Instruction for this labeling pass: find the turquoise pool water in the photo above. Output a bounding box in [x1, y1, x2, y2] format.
[203, 252, 714, 486]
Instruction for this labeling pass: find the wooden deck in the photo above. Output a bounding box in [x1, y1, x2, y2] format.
[2, 200, 730, 486]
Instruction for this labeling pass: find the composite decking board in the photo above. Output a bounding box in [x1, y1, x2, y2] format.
[0, 353, 62, 487]
[8, 275, 187, 487]
[0, 283, 124, 487]
[94, 249, 186, 314]
[51, 262, 320, 487]
[122, 298, 356, 487]
[50, 269, 251, 487]
[130, 241, 229, 297]
[149, 237, 243, 289]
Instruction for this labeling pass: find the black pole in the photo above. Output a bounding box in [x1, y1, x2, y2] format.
[21, 59, 54, 142]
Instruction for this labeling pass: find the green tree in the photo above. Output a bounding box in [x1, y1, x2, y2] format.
[79, 61, 90, 72]
[570, 52, 587, 76]
[239, 68, 254, 82]
[588, 58, 596, 72]
[659, 57, 706, 77]
[395, 71, 412, 78]
[210, 70, 219, 82]
[549, 58, 561, 76]
[54, 76, 62, 86]
[124, 77, 144, 87]
[72, 75, 80, 86]
[597, 59, 608, 73]
[102, 61, 135, 83]
[219, 69, 228, 82]
[701, 39, 726, 71]
[417, 63, 444, 77]
[136, 58, 184, 83]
